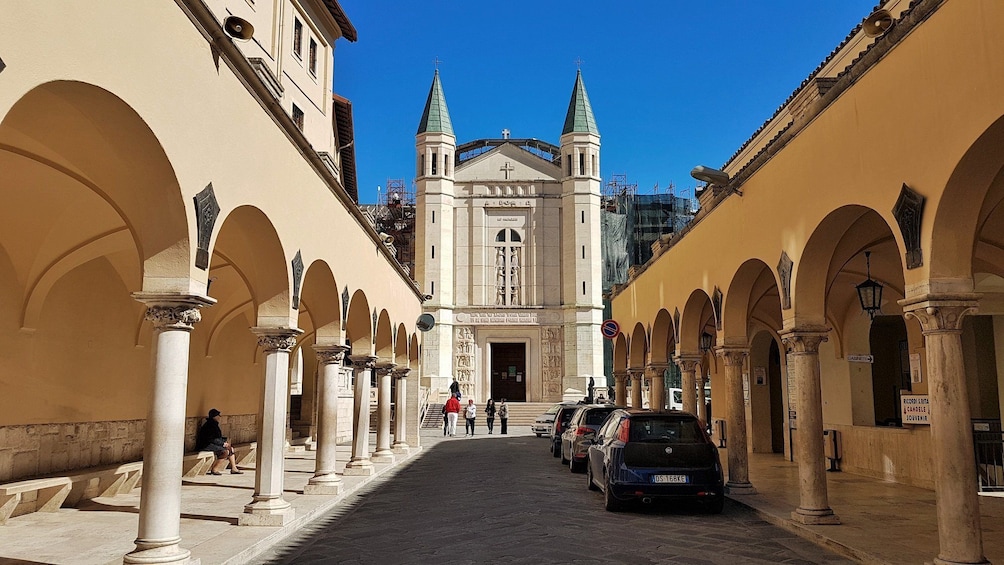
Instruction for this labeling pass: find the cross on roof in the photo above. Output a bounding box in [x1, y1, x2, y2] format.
[574, 57, 584, 69]
[433, 56, 443, 70]
[500, 162, 515, 180]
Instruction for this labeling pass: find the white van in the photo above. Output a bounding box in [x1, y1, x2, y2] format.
[668, 387, 711, 412]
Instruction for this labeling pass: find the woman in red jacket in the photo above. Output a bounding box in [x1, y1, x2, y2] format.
[444, 394, 461, 437]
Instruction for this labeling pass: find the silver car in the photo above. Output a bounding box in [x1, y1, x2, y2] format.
[532, 402, 578, 437]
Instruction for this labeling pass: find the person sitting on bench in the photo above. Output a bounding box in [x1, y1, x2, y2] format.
[197, 408, 243, 475]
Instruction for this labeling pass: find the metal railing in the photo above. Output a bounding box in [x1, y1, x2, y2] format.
[973, 419, 1004, 492]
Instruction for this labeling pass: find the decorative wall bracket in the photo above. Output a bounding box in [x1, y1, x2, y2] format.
[893, 183, 925, 269]
[291, 251, 303, 309]
[777, 251, 793, 310]
[712, 287, 723, 331]
[193, 183, 220, 270]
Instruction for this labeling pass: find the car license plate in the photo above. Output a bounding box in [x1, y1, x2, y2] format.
[652, 474, 688, 484]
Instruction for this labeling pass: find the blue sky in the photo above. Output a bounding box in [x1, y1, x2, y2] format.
[335, 1, 878, 204]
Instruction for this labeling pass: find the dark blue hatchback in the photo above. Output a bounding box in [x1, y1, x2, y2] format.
[586, 409, 724, 513]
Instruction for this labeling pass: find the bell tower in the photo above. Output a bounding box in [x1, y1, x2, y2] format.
[559, 70, 604, 392]
[415, 70, 456, 392]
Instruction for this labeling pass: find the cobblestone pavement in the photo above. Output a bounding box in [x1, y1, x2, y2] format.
[253, 431, 852, 565]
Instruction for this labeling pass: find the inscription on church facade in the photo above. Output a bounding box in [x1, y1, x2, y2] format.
[455, 311, 560, 325]
[541, 326, 563, 397]
[454, 326, 476, 398]
[485, 199, 533, 208]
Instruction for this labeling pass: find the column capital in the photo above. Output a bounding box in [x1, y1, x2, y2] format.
[674, 354, 701, 372]
[627, 368, 644, 380]
[252, 327, 302, 352]
[779, 326, 830, 354]
[373, 361, 397, 376]
[714, 346, 748, 367]
[348, 354, 378, 370]
[391, 367, 412, 379]
[313, 344, 349, 365]
[133, 292, 215, 331]
[645, 363, 669, 378]
[899, 293, 980, 334]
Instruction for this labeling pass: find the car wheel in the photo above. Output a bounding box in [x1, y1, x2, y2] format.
[569, 456, 584, 473]
[560, 449, 569, 465]
[535, 433, 542, 438]
[551, 441, 560, 457]
[604, 479, 626, 512]
[587, 464, 599, 491]
[706, 493, 725, 514]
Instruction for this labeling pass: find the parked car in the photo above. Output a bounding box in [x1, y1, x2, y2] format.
[586, 409, 724, 513]
[550, 405, 581, 457]
[531, 402, 577, 437]
[561, 405, 619, 472]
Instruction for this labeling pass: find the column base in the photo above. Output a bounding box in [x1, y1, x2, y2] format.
[791, 507, 841, 525]
[303, 481, 343, 496]
[286, 445, 307, 453]
[371, 450, 396, 463]
[124, 540, 198, 565]
[392, 444, 411, 455]
[239, 497, 294, 526]
[343, 460, 374, 476]
[726, 481, 757, 495]
[932, 558, 990, 565]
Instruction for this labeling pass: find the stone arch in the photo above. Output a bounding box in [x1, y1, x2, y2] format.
[374, 310, 393, 360]
[345, 289, 373, 354]
[209, 205, 292, 328]
[409, 334, 420, 369]
[930, 113, 1004, 282]
[394, 323, 409, 365]
[680, 289, 715, 353]
[299, 259, 342, 344]
[792, 205, 905, 337]
[628, 322, 647, 368]
[650, 308, 675, 364]
[0, 81, 191, 292]
[723, 258, 781, 346]
[613, 333, 628, 372]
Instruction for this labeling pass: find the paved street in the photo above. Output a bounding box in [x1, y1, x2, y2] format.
[253, 431, 851, 565]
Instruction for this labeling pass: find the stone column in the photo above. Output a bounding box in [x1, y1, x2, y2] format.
[392, 368, 412, 454]
[696, 371, 709, 425]
[372, 362, 396, 463]
[645, 363, 668, 410]
[674, 354, 701, 415]
[629, 369, 644, 409]
[779, 328, 838, 524]
[345, 354, 377, 476]
[613, 371, 628, 406]
[716, 347, 755, 495]
[125, 294, 212, 565]
[304, 344, 348, 496]
[902, 295, 988, 565]
[240, 327, 301, 526]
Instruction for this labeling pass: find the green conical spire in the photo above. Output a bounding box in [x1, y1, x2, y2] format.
[416, 70, 454, 136]
[562, 70, 599, 135]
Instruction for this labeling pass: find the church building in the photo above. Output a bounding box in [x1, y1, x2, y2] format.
[415, 70, 604, 402]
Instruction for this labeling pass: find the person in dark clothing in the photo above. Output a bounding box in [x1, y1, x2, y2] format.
[449, 378, 461, 399]
[196, 408, 243, 475]
[484, 399, 497, 434]
[498, 399, 509, 434]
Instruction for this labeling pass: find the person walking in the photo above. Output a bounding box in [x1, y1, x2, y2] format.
[442, 403, 448, 436]
[484, 399, 496, 434]
[464, 399, 477, 436]
[449, 377, 461, 399]
[498, 398, 509, 435]
[444, 393, 461, 437]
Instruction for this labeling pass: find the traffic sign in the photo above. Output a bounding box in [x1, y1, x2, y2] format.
[600, 319, 620, 339]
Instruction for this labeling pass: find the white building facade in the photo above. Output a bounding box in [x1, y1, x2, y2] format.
[416, 71, 604, 402]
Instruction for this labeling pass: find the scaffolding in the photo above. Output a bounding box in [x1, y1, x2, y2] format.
[359, 179, 418, 277]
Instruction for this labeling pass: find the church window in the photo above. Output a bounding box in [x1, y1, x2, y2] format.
[430, 281, 435, 295]
[591, 153, 598, 176]
[432, 152, 438, 175]
[293, 18, 303, 59]
[292, 104, 304, 131]
[432, 210, 435, 223]
[494, 229, 523, 306]
[581, 210, 585, 224]
[419, 154, 425, 177]
[579, 153, 585, 175]
[582, 245, 585, 259]
[444, 154, 450, 175]
[431, 245, 435, 259]
[567, 157, 572, 176]
[582, 281, 586, 295]
[308, 39, 318, 76]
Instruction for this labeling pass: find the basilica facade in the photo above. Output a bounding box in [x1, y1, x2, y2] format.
[415, 71, 604, 402]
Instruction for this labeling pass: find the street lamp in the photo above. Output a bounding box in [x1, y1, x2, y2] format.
[700, 331, 714, 352]
[856, 251, 883, 320]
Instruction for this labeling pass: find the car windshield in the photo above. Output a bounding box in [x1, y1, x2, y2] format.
[630, 417, 704, 443]
[585, 409, 615, 425]
[545, 404, 562, 415]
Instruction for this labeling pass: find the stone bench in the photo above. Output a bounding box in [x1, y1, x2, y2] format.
[182, 442, 257, 477]
[0, 460, 144, 524]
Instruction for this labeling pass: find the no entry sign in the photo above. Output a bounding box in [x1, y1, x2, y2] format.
[600, 319, 620, 339]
